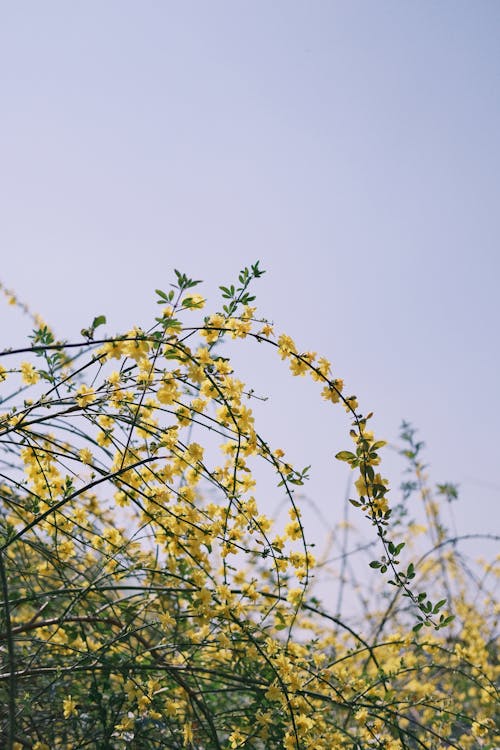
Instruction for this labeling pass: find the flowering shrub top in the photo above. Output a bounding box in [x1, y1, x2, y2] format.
[0, 265, 498, 749]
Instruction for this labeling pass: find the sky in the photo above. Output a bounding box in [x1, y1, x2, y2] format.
[1, 2, 499, 578]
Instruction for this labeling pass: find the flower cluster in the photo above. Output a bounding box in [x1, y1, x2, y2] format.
[0, 266, 497, 748]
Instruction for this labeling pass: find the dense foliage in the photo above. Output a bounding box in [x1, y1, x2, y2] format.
[0, 265, 498, 749]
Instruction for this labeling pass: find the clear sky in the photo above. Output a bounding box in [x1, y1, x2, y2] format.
[1, 2, 499, 565]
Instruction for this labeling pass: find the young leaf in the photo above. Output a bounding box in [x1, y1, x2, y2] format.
[92, 315, 107, 329]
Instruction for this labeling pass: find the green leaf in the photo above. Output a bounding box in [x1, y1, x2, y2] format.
[274, 621, 288, 631]
[365, 465, 375, 482]
[440, 614, 455, 627]
[335, 450, 356, 462]
[92, 315, 107, 329]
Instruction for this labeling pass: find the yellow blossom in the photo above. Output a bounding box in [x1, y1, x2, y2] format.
[277, 333, 297, 359]
[75, 384, 96, 407]
[228, 730, 245, 748]
[63, 695, 78, 719]
[265, 682, 282, 701]
[183, 721, 194, 746]
[21, 361, 39, 384]
[79, 448, 93, 465]
[182, 293, 205, 309]
[259, 323, 274, 337]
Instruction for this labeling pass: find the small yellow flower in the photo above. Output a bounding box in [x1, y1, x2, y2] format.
[107, 371, 121, 385]
[201, 313, 225, 342]
[182, 293, 205, 309]
[284, 520, 301, 540]
[259, 323, 274, 337]
[289, 357, 308, 376]
[183, 721, 194, 746]
[277, 333, 297, 360]
[58, 540, 75, 561]
[63, 694, 78, 718]
[265, 682, 282, 701]
[79, 448, 93, 465]
[21, 361, 39, 385]
[159, 611, 175, 628]
[137, 694, 151, 712]
[96, 430, 111, 447]
[295, 713, 314, 735]
[355, 707, 369, 723]
[287, 587, 303, 606]
[75, 384, 96, 407]
[228, 729, 245, 748]
[355, 474, 369, 497]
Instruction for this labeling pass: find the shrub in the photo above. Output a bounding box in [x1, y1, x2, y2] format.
[0, 265, 498, 749]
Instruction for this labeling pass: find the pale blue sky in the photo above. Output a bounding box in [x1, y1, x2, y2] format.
[1, 2, 499, 560]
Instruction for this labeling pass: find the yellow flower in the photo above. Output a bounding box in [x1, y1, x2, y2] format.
[259, 323, 274, 337]
[21, 361, 39, 385]
[58, 540, 75, 561]
[96, 430, 111, 447]
[344, 395, 358, 412]
[289, 357, 308, 376]
[137, 694, 151, 712]
[228, 729, 245, 748]
[284, 520, 301, 540]
[97, 414, 114, 430]
[195, 346, 213, 365]
[159, 611, 175, 629]
[63, 694, 78, 719]
[321, 379, 344, 403]
[107, 370, 121, 385]
[79, 448, 93, 465]
[287, 587, 303, 606]
[123, 328, 150, 361]
[75, 384, 96, 407]
[183, 721, 193, 746]
[295, 713, 314, 735]
[185, 442, 204, 463]
[277, 333, 297, 360]
[471, 719, 488, 738]
[355, 474, 369, 497]
[355, 707, 369, 723]
[182, 293, 205, 309]
[265, 682, 282, 701]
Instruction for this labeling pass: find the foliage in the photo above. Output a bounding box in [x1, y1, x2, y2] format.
[0, 267, 498, 749]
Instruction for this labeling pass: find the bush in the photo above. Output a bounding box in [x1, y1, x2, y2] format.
[0, 265, 498, 749]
